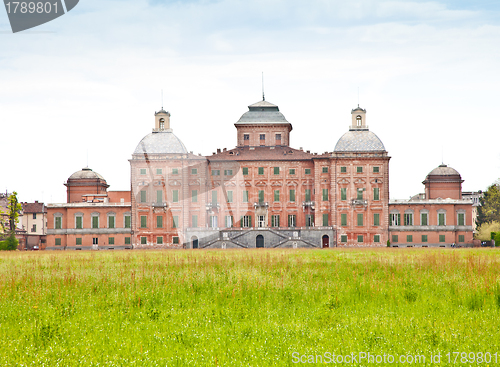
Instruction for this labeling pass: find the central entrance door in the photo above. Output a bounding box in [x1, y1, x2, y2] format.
[256, 234, 264, 248]
[322, 235, 329, 248]
[192, 236, 199, 249]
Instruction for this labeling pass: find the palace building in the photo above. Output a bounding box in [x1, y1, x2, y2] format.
[44, 97, 475, 250]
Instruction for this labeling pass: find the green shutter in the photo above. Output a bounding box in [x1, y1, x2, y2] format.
[274, 190, 280, 202]
[227, 191, 233, 203]
[76, 216, 82, 229]
[340, 166, 346, 173]
[125, 216, 131, 228]
[125, 237, 131, 245]
[173, 216, 179, 229]
[212, 191, 217, 204]
[357, 213, 363, 226]
[109, 237, 115, 245]
[373, 166, 379, 173]
[242, 167, 248, 175]
[341, 213, 347, 226]
[243, 191, 249, 203]
[258, 190, 264, 203]
[140, 216, 147, 228]
[55, 216, 62, 229]
[249, 216, 252, 228]
[157, 236, 163, 244]
[305, 189, 311, 202]
[192, 215, 198, 228]
[305, 168, 311, 175]
[173, 190, 179, 203]
[156, 216, 163, 228]
[397, 214, 401, 226]
[421, 213, 428, 226]
[76, 238, 82, 245]
[322, 189, 328, 201]
[422, 235, 427, 242]
[341, 188, 347, 201]
[438, 213, 445, 226]
[322, 213, 328, 226]
[357, 188, 363, 200]
[290, 189, 295, 202]
[373, 188, 379, 201]
[108, 216, 115, 229]
[258, 167, 264, 175]
[459, 235, 465, 242]
[274, 167, 279, 175]
[458, 213, 465, 226]
[140, 190, 146, 203]
[55, 238, 61, 246]
[156, 190, 162, 203]
[374, 213, 380, 226]
[192, 190, 198, 203]
[92, 216, 99, 229]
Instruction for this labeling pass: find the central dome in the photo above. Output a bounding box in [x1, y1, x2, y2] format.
[68, 167, 105, 180]
[235, 100, 289, 124]
[133, 130, 187, 155]
[334, 130, 386, 152]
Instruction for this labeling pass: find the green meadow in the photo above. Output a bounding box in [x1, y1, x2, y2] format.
[1, 248, 500, 366]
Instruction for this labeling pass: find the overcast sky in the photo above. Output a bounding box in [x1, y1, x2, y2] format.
[1, 0, 499, 204]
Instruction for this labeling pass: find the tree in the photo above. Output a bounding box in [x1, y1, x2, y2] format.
[0, 192, 22, 251]
[475, 221, 500, 241]
[476, 184, 500, 227]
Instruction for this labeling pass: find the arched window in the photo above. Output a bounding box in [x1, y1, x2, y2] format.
[356, 115, 362, 127]
[159, 118, 165, 130]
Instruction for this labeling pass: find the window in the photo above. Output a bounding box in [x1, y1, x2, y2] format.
[322, 167, 328, 173]
[274, 190, 280, 202]
[225, 216, 234, 228]
[357, 235, 364, 243]
[322, 189, 328, 201]
[191, 190, 198, 203]
[244, 134, 249, 140]
[209, 215, 217, 228]
[156, 168, 162, 175]
[356, 115, 362, 126]
[390, 213, 400, 226]
[108, 215, 115, 229]
[192, 215, 198, 228]
[172, 168, 179, 175]
[374, 234, 380, 243]
[211, 170, 220, 176]
[322, 214, 328, 226]
[76, 238, 82, 245]
[421, 212, 428, 226]
[257, 215, 266, 228]
[422, 235, 428, 243]
[306, 214, 314, 227]
[305, 168, 311, 175]
[156, 190, 163, 203]
[274, 167, 280, 175]
[224, 169, 233, 176]
[140, 168, 146, 175]
[55, 216, 62, 229]
[258, 167, 264, 175]
[407, 235, 413, 243]
[159, 118, 165, 129]
[340, 235, 347, 243]
[31, 224, 36, 232]
[92, 215, 99, 229]
[173, 190, 179, 203]
[191, 168, 197, 175]
[156, 216, 163, 228]
[439, 235, 445, 242]
[172, 216, 179, 229]
[140, 237, 147, 245]
[404, 213, 413, 226]
[242, 215, 251, 228]
[173, 237, 179, 244]
[109, 237, 115, 245]
[341, 188, 347, 201]
[276, 134, 281, 142]
[341, 213, 347, 226]
[457, 213, 465, 226]
[392, 235, 398, 243]
[125, 237, 131, 245]
[289, 189, 295, 202]
[305, 189, 311, 202]
[289, 169, 295, 175]
[211, 191, 217, 204]
[243, 191, 249, 203]
[357, 188, 363, 200]
[157, 236, 163, 244]
[140, 216, 147, 228]
[124, 215, 131, 229]
[357, 213, 363, 226]
[373, 188, 380, 201]
[374, 213, 380, 226]
[242, 167, 249, 175]
[140, 190, 146, 203]
[258, 190, 264, 203]
[288, 215, 296, 227]
[459, 235, 465, 243]
[227, 190, 233, 203]
[260, 134, 265, 140]
[75, 216, 83, 229]
[357, 167, 363, 173]
[340, 166, 347, 173]
[33, 213, 36, 219]
[373, 166, 379, 173]
[438, 212, 446, 226]
[271, 215, 280, 227]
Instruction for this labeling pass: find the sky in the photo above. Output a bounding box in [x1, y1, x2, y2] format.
[1, 0, 499, 204]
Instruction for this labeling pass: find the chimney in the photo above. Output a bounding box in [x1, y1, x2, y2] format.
[223, 148, 227, 152]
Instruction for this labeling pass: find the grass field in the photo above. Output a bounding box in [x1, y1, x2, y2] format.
[1, 248, 500, 366]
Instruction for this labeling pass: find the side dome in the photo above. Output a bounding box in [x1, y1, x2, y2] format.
[68, 167, 106, 180]
[133, 130, 188, 155]
[334, 130, 386, 152]
[423, 164, 462, 184]
[235, 100, 289, 124]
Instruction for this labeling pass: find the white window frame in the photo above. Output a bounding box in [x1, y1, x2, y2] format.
[257, 215, 266, 228]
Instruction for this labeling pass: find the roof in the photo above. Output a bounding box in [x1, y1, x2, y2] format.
[208, 146, 315, 161]
[427, 164, 460, 177]
[133, 130, 188, 155]
[68, 168, 106, 181]
[155, 109, 169, 115]
[334, 130, 386, 152]
[235, 100, 289, 125]
[22, 202, 46, 213]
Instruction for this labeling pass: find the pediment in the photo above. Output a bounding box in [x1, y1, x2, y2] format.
[337, 178, 350, 185]
[255, 181, 267, 187]
[287, 180, 298, 186]
[271, 181, 282, 187]
[169, 180, 181, 186]
[354, 178, 366, 185]
[224, 181, 236, 187]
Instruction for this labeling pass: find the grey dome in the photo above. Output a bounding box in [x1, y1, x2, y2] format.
[334, 130, 386, 152]
[427, 164, 460, 177]
[134, 130, 188, 155]
[236, 100, 289, 124]
[68, 167, 105, 180]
